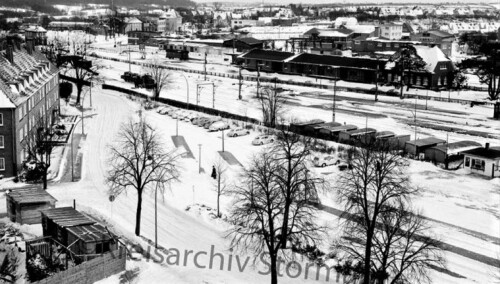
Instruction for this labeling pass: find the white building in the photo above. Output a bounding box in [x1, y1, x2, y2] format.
[378, 22, 403, 40]
[158, 9, 182, 33]
[123, 17, 142, 33]
[462, 145, 500, 179]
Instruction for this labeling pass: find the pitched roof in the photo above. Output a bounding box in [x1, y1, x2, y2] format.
[413, 45, 450, 72]
[285, 52, 385, 70]
[462, 147, 500, 160]
[239, 49, 294, 62]
[0, 45, 58, 107]
[238, 37, 263, 45]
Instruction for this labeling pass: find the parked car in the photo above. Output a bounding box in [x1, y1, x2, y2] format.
[337, 162, 352, 171]
[157, 107, 172, 115]
[202, 117, 222, 129]
[194, 117, 211, 126]
[312, 156, 342, 167]
[165, 108, 179, 116]
[252, 135, 276, 146]
[171, 110, 188, 119]
[209, 121, 230, 132]
[227, 128, 250, 137]
[191, 116, 207, 125]
[183, 113, 197, 122]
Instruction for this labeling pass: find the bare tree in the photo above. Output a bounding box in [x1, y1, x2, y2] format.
[228, 151, 324, 284]
[390, 47, 427, 99]
[272, 129, 324, 248]
[335, 140, 419, 284]
[371, 203, 445, 284]
[258, 84, 286, 128]
[212, 158, 229, 218]
[144, 56, 172, 100]
[106, 118, 180, 236]
[24, 119, 55, 189]
[52, 33, 102, 104]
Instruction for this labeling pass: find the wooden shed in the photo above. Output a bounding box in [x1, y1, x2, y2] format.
[289, 119, 326, 135]
[6, 187, 57, 224]
[338, 128, 377, 144]
[40, 207, 117, 260]
[319, 124, 358, 140]
[425, 141, 481, 165]
[405, 137, 446, 158]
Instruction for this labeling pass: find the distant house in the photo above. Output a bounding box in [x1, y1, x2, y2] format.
[338, 128, 377, 144]
[223, 37, 263, 52]
[24, 26, 47, 46]
[410, 30, 456, 57]
[405, 137, 446, 158]
[123, 17, 142, 33]
[238, 49, 294, 72]
[462, 144, 500, 178]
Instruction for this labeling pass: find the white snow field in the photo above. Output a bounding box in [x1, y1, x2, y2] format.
[2, 32, 495, 283]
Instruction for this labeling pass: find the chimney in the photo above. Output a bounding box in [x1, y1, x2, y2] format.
[5, 45, 14, 64]
[26, 40, 33, 55]
[485, 143, 490, 150]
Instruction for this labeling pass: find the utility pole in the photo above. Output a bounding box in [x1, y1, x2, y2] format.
[198, 144, 202, 173]
[128, 44, 131, 73]
[332, 78, 337, 122]
[204, 52, 207, 81]
[222, 129, 225, 152]
[238, 65, 242, 100]
[257, 65, 261, 98]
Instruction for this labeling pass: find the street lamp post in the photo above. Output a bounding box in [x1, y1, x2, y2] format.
[222, 129, 225, 152]
[179, 73, 189, 107]
[198, 144, 202, 173]
[332, 78, 337, 123]
[71, 114, 96, 181]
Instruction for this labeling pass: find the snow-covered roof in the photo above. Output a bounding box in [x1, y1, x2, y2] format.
[413, 45, 449, 72]
[25, 26, 46, 32]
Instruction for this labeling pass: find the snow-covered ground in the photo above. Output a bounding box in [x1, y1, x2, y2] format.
[1, 32, 496, 283]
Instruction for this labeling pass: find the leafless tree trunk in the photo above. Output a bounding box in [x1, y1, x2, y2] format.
[228, 151, 324, 284]
[258, 84, 286, 128]
[272, 130, 324, 248]
[106, 118, 180, 236]
[144, 56, 172, 100]
[372, 203, 445, 284]
[24, 119, 54, 189]
[212, 158, 229, 218]
[335, 140, 419, 284]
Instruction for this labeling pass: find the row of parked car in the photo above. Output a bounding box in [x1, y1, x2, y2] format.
[156, 106, 349, 170]
[157, 106, 252, 135]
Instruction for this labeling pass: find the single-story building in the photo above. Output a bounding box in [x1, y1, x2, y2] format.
[238, 49, 294, 72]
[405, 137, 446, 158]
[462, 144, 500, 178]
[223, 37, 264, 52]
[339, 128, 377, 144]
[6, 187, 57, 224]
[289, 119, 326, 134]
[41, 207, 117, 259]
[319, 124, 358, 140]
[424, 140, 481, 165]
[311, 122, 342, 135]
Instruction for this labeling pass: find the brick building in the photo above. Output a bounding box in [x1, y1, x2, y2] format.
[0, 41, 59, 177]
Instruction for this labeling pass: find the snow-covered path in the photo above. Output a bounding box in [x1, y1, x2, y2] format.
[46, 88, 342, 284]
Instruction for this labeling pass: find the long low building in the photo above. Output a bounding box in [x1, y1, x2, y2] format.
[238, 46, 454, 89]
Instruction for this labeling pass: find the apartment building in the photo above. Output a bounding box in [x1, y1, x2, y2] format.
[0, 41, 59, 177]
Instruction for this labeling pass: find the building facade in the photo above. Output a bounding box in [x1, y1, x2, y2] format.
[0, 43, 59, 177]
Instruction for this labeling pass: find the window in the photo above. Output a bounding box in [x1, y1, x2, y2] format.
[471, 158, 485, 171]
[0, 113, 3, 126]
[0, 158, 4, 171]
[0, 136, 3, 148]
[96, 242, 110, 254]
